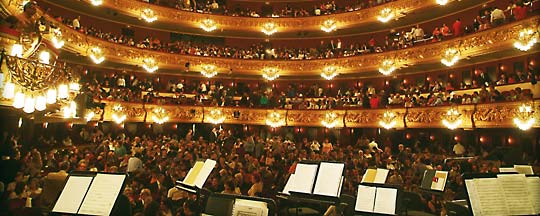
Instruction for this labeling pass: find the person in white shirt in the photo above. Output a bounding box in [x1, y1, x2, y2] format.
[453, 142, 466, 155]
[310, 140, 320, 152]
[413, 25, 424, 41]
[127, 153, 143, 173]
[72, 16, 80, 30]
[491, 7, 506, 26]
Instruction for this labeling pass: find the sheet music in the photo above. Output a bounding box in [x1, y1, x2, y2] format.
[361, 169, 376, 183]
[373, 168, 389, 184]
[194, 159, 217, 188]
[232, 199, 268, 216]
[465, 179, 481, 216]
[497, 174, 535, 215]
[282, 174, 296, 195]
[473, 178, 508, 216]
[184, 161, 204, 186]
[431, 171, 448, 191]
[498, 167, 517, 173]
[52, 176, 93, 214]
[289, 163, 318, 194]
[313, 162, 344, 197]
[526, 176, 540, 214]
[513, 165, 534, 175]
[355, 185, 376, 212]
[373, 187, 397, 215]
[78, 174, 126, 216]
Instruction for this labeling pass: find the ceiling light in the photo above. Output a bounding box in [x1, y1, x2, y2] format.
[142, 58, 158, 73]
[378, 59, 396, 75]
[321, 65, 338, 80]
[90, 0, 103, 6]
[441, 48, 460, 67]
[141, 8, 158, 23]
[514, 28, 538, 51]
[436, 0, 448, 5]
[442, 107, 462, 130]
[89, 47, 105, 64]
[513, 103, 535, 130]
[320, 19, 337, 33]
[377, 8, 395, 23]
[262, 67, 279, 81]
[200, 19, 217, 32]
[200, 64, 218, 78]
[2, 82, 16, 99]
[261, 22, 278, 35]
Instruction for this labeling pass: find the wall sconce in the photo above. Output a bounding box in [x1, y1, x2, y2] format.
[207, 108, 225, 124]
[320, 19, 337, 33]
[90, 0, 103, 6]
[51, 28, 64, 49]
[141, 8, 158, 23]
[152, 107, 169, 124]
[514, 28, 538, 51]
[377, 8, 395, 23]
[266, 111, 285, 127]
[441, 48, 460, 67]
[378, 59, 396, 75]
[436, 0, 449, 5]
[200, 64, 218, 78]
[442, 107, 462, 130]
[262, 67, 280, 81]
[111, 104, 127, 124]
[261, 22, 278, 35]
[379, 110, 397, 129]
[321, 65, 338, 80]
[513, 103, 535, 130]
[200, 19, 217, 32]
[142, 58, 158, 73]
[89, 46, 105, 64]
[321, 112, 340, 128]
[62, 101, 77, 118]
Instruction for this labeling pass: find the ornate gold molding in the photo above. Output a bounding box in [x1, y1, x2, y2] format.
[47, 16, 540, 76]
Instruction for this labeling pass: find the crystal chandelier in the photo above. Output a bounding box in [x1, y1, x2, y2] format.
[142, 58, 158, 73]
[321, 112, 340, 128]
[261, 22, 278, 35]
[442, 107, 462, 130]
[514, 28, 538, 51]
[90, 0, 103, 6]
[262, 67, 279, 81]
[50, 28, 64, 49]
[436, 0, 449, 5]
[266, 111, 285, 128]
[320, 19, 337, 33]
[378, 59, 396, 75]
[321, 65, 338, 80]
[111, 104, 127, 124]
[200, 64, 218, 78]
[441, 48, 460, 67]
[88, 46, 105, 64]
[200, 19, 217, 32]
[377, 8, 395, 23]
[379, 110, 397, 129]
[152, 107, 169, 124]
[141, 8, 158, 23]
[513, 103, 536, 130]
[206, 108, 225, 124]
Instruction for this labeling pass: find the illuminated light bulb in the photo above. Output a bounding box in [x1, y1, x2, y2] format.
[51, 28, 65, 49]
[69, 82, 80, 91]
[57, 84, 69, 99]
[2, 82, 16, 99]
[261, 22, 278, 35]
[23, 96, 35, 113]
[90, 0, 103, 6]
[207, 109, 225, 124]
[46, 89, 57, 104]
[262, 67, 279, 81]
[514, 28, 538, 51]
[379, 111, 397, 129]
[442, 108, 462, 130]
[377, 8, 395, 23]
[200, 19, 217, 32]
[85, 111, 95, 121]
[200, 64, 218, 78]
[141, 8, 158, 23]
[321, 66, 338, 80]
[266, 111, 285, 127]
[89, 47, 105, 64]
[441, 48, 460, 67]
[13, 92, 25, 108]
[142, 58, 158, 73]
[11, 44, 23, 57]
[320, 19, 337, 33]
[39, 51, 50, 64]
[35, 95, 47, 111]
[378, 59, 396, 75]
[436, 0, 448, 5]
[321, 112, 339, 128]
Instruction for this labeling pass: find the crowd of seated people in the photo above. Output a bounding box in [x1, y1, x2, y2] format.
[1, 124, 538, 215]
[44, 1, 534, 61]
[142, 0, 395, 18]
[80, 63, 538, 109]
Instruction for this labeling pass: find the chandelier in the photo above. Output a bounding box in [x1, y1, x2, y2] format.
[320, 19, 337, 33]
[206, 108, 225, 124]
[321, 112, 340, 128]
[377, 8, 395, 23]
[266, 111, 285, 128]
[50, 28, 64, 49]
[200, 19, 217, 32]
[261, 22, 278, 35]
[379, 110, 397, 129]
[262, 67, 280, 81]
[151, 107, 169, 124]
[441, 48, 460, 67]
[200, 64, 218, 78]
[514, 28, 538, 51]
[111, 104, 127, 124]
[90, 0, 103, 6]
[436, 0, 449, 5]
[442, 107, 462, 130]
[513, 103, 536, 130]
[88, 46, 105, 64]
[142, 58, 158, 73]
[141, 8, 158, 23]
[321, 65, 338, 80]
[378, 59, 396, 75]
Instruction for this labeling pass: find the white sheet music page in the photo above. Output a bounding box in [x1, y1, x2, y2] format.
[52, 176, 93, 214]
[78, 174, 126, 216]
[373, 187, 397, 215]
[313, 162, 344, 197]
[526, 176, 540, 214]
[195, 159, 217, 188]
[373, 168, 389, 184]
[465, 179, 481, 216]
[513, 165, 534, 175]
[497, 174, 535, 215]
[289, 163, 318, 194]
[473, 178, 508, 216]
[282, 174, 296, 195]
[355, 185, 376, 212]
